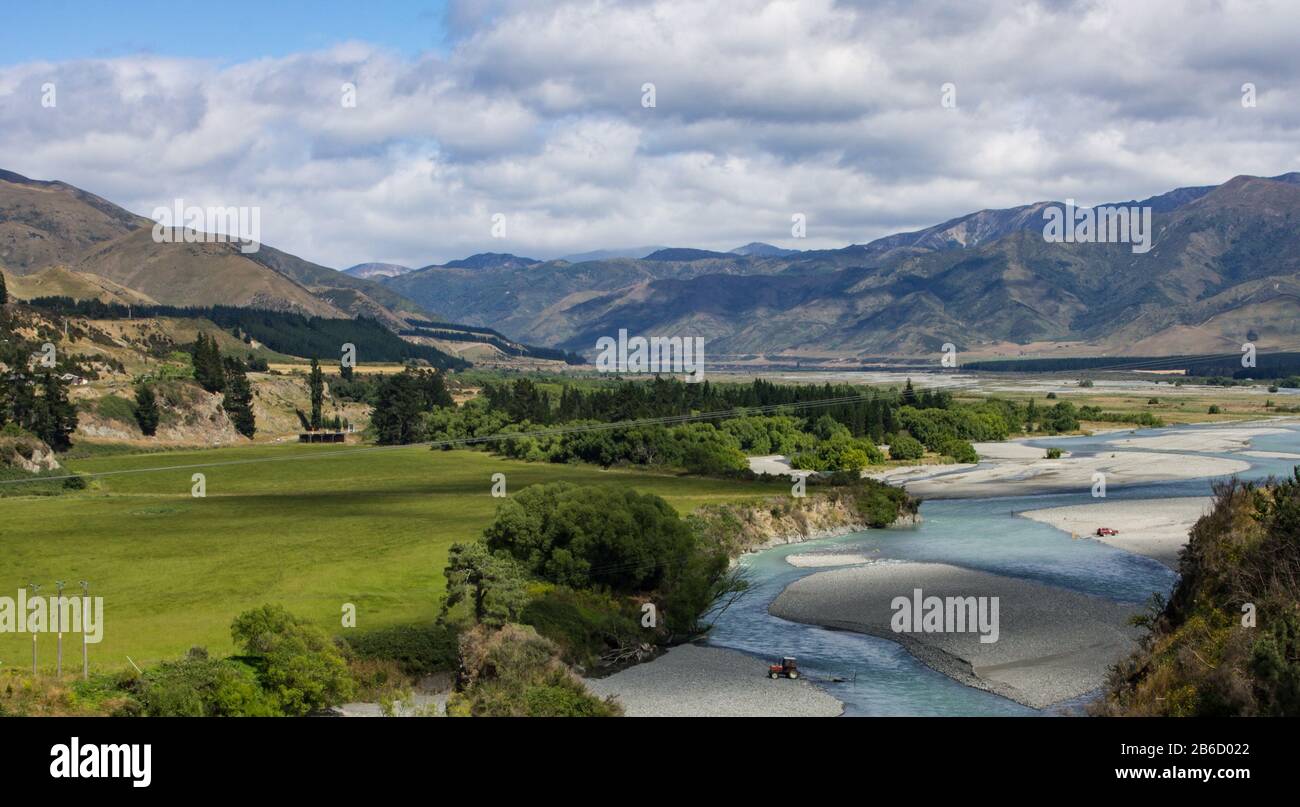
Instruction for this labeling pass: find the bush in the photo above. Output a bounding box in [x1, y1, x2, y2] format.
[230, 605, 354, 715]
[342, 623, 459, 675]
[484, 482, 730, 635]
[790, 436, 883, 472]
[448, 623, 620, 717]
[937, 437, 978, 464]
[485, 483, 698, 593]
[137, 649, 278, 717]
[850, 478, 917, 527]
[888, 434, 925, 461]
[519, 586, 643, 667]
[1208, 405, 1222, 414]
[1045, 447, 1063, 459]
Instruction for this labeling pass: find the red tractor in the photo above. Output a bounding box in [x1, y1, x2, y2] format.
[769, 657, 800, 679]
[1096, 527, 1120, 537]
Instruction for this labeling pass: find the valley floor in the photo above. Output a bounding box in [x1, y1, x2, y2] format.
[0, 444, 784, 669]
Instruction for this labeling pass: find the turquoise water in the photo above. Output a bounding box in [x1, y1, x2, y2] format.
[705, 422, 1300, 716]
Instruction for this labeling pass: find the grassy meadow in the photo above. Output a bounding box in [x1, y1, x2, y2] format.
[0, 443, 784, 671]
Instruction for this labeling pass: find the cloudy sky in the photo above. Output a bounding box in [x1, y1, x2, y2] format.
[2, 0, 1298, 269]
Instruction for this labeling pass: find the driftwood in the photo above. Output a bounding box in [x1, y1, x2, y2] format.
[599, 643, 656, 666]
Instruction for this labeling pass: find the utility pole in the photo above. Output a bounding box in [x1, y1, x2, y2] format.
[27, 582, 40, 676]
[55, 580, 66, 677]
[79, 581, 90, 680]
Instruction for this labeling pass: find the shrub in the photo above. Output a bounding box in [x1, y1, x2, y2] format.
[937, 437, 978, 464]
[448, 623, 620, 717]
[850, 478, 916, 527]
[519, 587, 643, 667]
[137, 649, 278, 717]
[1045, 447, 1063, 459]
[342, 623, 459, 675]
[888, 434, 925, 461]
[485, 483, 698, 593]
[230, 604, 354, 715]
[790, 436, 883, 472]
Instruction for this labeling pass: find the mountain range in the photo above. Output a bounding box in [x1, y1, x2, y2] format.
[5, 167, 1300, 360]
[379, 173, 1300, 357]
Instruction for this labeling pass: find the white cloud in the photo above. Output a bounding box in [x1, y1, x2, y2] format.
[2, 0, 1298, 268]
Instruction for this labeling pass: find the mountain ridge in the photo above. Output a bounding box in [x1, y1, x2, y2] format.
[378, 172, 1300, 357]
[0, 168, 431, 326]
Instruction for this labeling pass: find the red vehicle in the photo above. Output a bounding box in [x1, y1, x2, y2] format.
[1096, 527, 1120, 536]
[769, 657, 800, 679]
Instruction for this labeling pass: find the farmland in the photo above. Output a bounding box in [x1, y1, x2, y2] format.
[0, 443, 783, 670]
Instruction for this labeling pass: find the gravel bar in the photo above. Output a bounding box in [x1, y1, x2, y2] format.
[770, 561, 1143, 709]
[584, 644, 843, 717]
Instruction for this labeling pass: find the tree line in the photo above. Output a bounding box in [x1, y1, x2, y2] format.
[25, 297, 468, 369]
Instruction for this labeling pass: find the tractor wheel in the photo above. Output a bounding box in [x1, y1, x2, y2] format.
[788, 670, 800, 679]
[769, 671, 779, 679]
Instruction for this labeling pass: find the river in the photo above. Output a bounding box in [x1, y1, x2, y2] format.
[704, 422, 1300, 716]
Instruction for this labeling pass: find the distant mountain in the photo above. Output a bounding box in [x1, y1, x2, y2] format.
[439, 252, 541, 270]
[343, 262, 414, 279]
[642, 248, 736, 262]
[730, 242, 801, 258]
[382, 172, 1300, 357]
[0, 169, 431, 326]
[559, 246, 668, 262]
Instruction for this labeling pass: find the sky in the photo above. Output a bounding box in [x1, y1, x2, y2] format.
[1, 0, 1298, 269]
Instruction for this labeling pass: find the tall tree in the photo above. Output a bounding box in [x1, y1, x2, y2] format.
[33, 371, 77, 451]
[222, 357, 256, 439]
[133, 382, 160, 437]
[0, 270, 8, 305]
[308, 358, 324, 430]
[191, 333, 226, 393]
[420, 369, 454, 410]
[901, 378, 918, 407]
[370, 370, 427, 445]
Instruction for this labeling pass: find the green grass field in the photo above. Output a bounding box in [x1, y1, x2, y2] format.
[0, 444, 782, 671]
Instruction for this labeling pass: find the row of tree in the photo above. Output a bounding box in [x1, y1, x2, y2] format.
[0, 303, 79, 451]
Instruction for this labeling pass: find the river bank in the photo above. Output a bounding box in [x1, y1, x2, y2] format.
[584, 644, 844, 716]
[769, 561, 1143, 709]
[1018, 497, 1213, 569]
